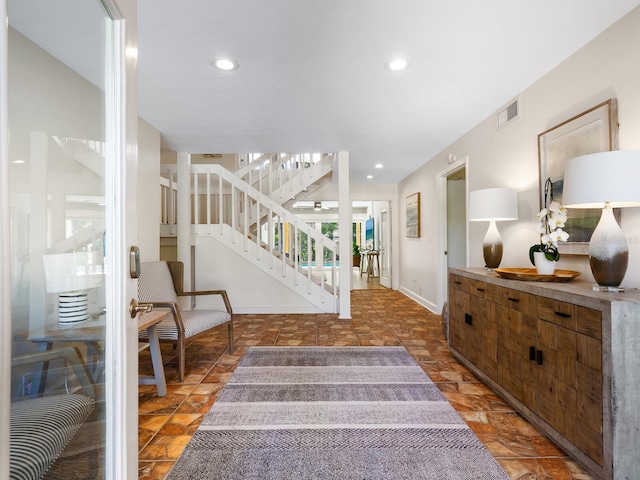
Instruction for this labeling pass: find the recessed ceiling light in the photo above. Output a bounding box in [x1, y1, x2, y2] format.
[366, 175, 373, 179]
[385, 58, 408, 71]
[12, 159, 26, 164]
[374, 163, 383, 169]
[212, 58, 239, 71]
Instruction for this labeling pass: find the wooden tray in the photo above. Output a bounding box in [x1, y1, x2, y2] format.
[494, 268, 581, 282]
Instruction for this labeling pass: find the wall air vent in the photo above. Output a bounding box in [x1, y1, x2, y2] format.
[496, 98, 519, 130]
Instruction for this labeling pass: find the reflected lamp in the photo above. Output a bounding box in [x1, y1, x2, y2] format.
[43, 251, 104, 323]
[562, 150, 640, 291]
[469, 187, 518, 269]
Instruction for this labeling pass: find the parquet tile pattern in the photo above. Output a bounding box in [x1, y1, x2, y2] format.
[138, 286, 594, 480]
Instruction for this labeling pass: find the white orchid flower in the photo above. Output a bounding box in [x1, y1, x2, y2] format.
[532, 182, 570, 265]
[532, 186, 570, 269]
[548, 228, 569, 243]
[540, 234, 553, 246]
[549, 213, 566, 229]
[536, 208, 548, 220]
[548, 201, 563, 213]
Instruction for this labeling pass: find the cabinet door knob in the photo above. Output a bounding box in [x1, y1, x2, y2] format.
[555, 311, 571, 318]
[529, 346, 536, 361]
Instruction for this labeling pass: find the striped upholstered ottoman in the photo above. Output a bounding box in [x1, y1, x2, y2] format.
[10, 394, 95, 479]
[9, 347, 96, 480]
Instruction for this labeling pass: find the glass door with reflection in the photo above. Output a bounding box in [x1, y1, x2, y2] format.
[8, 1, 112, 477]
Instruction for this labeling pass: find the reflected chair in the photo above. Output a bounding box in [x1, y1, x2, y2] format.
[138, 260, 233, 381]
[10, 346, 95, 480]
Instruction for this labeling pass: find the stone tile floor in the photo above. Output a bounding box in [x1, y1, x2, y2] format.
[138, 288, 594, 479]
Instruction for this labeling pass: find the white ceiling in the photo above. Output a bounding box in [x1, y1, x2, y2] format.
[11, 1, 640, 185]
[9, 0, 107, 88]
[137, 0, 640, 184]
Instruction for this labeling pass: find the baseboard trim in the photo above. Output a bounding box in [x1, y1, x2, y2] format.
[232, 305, 325, 314]
[398, 286, 438, 313]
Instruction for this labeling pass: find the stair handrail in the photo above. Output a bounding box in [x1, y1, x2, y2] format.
[161, 163, 339, 307]
[190, 163, 338, 252]
[197, 164, 338, 301]
[235, 153, 335, 199]
[161, 163, 338, 250]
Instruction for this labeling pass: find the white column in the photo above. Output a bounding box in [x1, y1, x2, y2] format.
[337, 151, 351, 319]
[177, 152, 192, 295]
[29, 132, 48, 329]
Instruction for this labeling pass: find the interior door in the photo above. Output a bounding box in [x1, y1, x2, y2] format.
[2, 1, 138, 478]
[437, 161, 467, 313]
[379, 208, 391, 288]
[447, 172, 467, 269]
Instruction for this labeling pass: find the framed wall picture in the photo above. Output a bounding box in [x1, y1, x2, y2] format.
[406, 192, 420, 238]
[537, 98, 619, 255]
[365, 217, 374, 250]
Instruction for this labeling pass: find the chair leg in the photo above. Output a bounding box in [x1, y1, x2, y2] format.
[227, 322, 234, 354]
[178, 337, 185, 382]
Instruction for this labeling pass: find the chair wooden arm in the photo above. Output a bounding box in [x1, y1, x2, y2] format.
[12, 346, 95, 398]
[177, 289, 233, 314]
[167, 261, 233, 314]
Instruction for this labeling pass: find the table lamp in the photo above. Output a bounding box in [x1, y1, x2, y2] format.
[43, 251, 105, 323]
[469, 187, 518, 269]
[562, 150, 640, 291]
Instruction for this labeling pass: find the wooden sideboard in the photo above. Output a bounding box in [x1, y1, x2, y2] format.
[447, 267, 640, 480]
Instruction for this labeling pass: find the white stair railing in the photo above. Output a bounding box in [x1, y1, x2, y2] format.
[235, 153, 334, 202]
[161, 164, 339, 306]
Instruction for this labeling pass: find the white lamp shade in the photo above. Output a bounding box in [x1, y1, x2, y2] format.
[43, 251, 104, 293]
[469, 188, 518, 221]
[562, 151, 640, 209]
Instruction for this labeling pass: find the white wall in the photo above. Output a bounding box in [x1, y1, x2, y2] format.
[137, 118, 161, 262]
[399, 7, 640, 312]
[194, 236, 325, 314]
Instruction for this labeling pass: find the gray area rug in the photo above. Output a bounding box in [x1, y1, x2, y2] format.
[167, 346, 509, 479]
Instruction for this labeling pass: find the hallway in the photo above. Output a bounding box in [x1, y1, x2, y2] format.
[351, 265, 386, 290]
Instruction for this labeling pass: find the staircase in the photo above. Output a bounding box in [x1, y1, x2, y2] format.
[160, 156, 339, 313]
[236, 153, 334, 206]
[52, 136, 106, 178]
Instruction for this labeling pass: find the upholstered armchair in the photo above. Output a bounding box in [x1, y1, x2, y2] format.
[138, 261, 233, 381]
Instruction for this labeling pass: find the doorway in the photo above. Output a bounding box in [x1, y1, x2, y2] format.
[351, 200, 390, 290]
[446, 168, 467, 269]
[436, 160, 467, 311]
